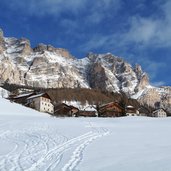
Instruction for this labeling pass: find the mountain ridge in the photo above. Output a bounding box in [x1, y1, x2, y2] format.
[0, 28, 170, 113]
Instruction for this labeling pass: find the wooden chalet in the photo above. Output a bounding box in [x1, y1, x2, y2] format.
[54, 103, 79, 117]
[98, 102, 124, 117]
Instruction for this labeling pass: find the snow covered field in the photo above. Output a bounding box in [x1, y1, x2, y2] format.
[0, 96, 171, 171]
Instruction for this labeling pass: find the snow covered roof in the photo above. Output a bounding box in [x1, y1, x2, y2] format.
[153, 108, 166, 113]
[126, 105, 134, 108]
[100, 102, 121, 108]
[13, 92, 34, 99]
[0, 87, 10, 98]
[27, 93, 46, 100]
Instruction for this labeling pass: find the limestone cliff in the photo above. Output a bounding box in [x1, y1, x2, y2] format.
[0, 28, 170, 113]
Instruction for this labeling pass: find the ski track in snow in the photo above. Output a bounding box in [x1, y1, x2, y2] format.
[0, 121, 109, 171]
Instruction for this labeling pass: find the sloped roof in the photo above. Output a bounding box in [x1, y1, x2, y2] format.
[126, 105, 134, 109]
[12, 92, 34, 99]
[27, 93, 51, 100]
[153, 108, 166, 113]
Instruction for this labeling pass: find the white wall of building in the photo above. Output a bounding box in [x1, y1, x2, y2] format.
[28, 96, 54, 114]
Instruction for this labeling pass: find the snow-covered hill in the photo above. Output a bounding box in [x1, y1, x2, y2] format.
[1, 96, 171, 171]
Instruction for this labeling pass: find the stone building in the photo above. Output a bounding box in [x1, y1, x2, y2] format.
[152, 109, 167, 117]
[27, 93, 54, 114]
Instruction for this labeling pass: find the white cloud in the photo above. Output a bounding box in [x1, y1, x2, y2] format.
[125, 17, 159, 44]
[6, 0, 121, 19]
[80, 34, 110, 51]
[84, 0, 171, 51]
[8, 0, 87, 16]
[122, 0, 171, 48]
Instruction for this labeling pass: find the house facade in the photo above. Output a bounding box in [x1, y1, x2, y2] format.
[99, 102, 124, 117]
[152, 109, 167, 117]
[78, 111, 97, 117]
[54, 103, 79, 117]
[27, 93, 54, 114]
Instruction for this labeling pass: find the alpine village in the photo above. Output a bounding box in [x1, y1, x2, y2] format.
[1, 83, 168, 118]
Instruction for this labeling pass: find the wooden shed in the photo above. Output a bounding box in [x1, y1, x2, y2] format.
[54, 103, 79, 117]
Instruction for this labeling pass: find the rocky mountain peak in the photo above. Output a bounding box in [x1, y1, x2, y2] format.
[33, 43, 73, 59]
[18, 38, 32, 55]
[87, 52, 121, 62]
[134, 64, 143, 80]
[0, 28, 5, 53]
[33, 43, 50, 52]
[0, 32, 150, 95]
[135, 64, 142, 73]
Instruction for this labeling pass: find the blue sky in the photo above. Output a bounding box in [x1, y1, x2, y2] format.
[0, 0, 170, 86]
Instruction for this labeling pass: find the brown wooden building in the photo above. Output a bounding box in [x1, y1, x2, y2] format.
[78, 111, 97, 117]
[54, 103, 79, 117]
[98, 102, 124, 117]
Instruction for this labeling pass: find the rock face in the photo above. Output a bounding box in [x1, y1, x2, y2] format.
[0, 28, 170, 113]
[33, 44, 73, 59]
[0, 29, 5, 53]
[86, 53, 149, 94]
[0, 31, 150, 95]
[138, 87, 171, 114]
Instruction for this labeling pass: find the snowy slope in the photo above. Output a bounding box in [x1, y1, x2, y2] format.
[0, 96, 171, 171]
[0, 95, 46, 116]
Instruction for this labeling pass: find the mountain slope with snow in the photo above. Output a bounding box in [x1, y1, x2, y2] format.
[0, 28, 170, 113]
[0, 29, 149, 95]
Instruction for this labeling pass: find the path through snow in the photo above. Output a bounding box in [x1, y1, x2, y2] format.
[0, 118, 109, 171]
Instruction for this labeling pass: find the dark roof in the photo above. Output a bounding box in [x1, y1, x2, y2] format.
[152, 108, 166, 113]
[99, 102, 123, 110]
[138, 106, 150, 114]
[10, 92, 35, 99]
[55, 103, 79, 111]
